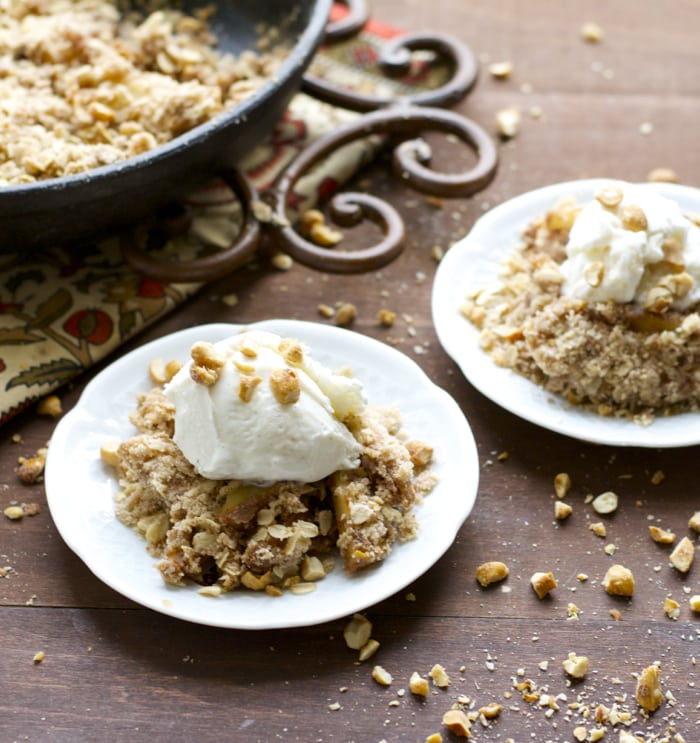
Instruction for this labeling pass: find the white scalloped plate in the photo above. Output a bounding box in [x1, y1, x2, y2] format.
[432, 178, 700, 448]
[45, 319, 479, 628]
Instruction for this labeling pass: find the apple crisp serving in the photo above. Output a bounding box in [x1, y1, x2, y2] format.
[107, 372, 436, 595]
[0, 0, 285, 185]
[461, 191, 700, 423]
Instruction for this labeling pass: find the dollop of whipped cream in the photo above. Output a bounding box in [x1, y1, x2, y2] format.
[164, 330, 367, 482]
[559, 182, 700, 310]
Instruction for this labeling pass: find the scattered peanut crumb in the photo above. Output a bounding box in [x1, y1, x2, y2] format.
[425, 734, 443, 743]
[343, 614, 372, 650]
[688, 511, 700, 533]
[372, 665, 393, 686]
[602, 564, 635, 597]
[650, 469, 666, 485]
[495, 107, 522, 139]
[589, 522, 607, 538]
[580, 21, 604, 43]
[271, 252, 293, 271]
[317, 303, 335, 318]
[530, 571, 557, 599]
[592, 491, 618, 514]
[636, 664, 663, 713]
[409, 671, 430, 696]
[647, 168, 679, 183]
[648, 525, 676, 544]
[554, 472, 571, 499]
[689, 595, 700, 612]
[476, 561, 509, 587]
[669, 536, 694, 573]
[562, 651, 589, 679]
[359, 639, 380, 662]
[442, 709, 471, 738]
[609, 608, 623, 621]
[554, 501, 572, 521]
[4, 505, 24, 520]
[33, 651, 45, 664]
[663, 597, 681, 620]
[488, 60, 513, 79]
[334, 303, 357, 327]
[377, 309, 396, 327]
[16, 453, 46, 485]
[429, 664, 451, 688]
[37, 395, 62, 418]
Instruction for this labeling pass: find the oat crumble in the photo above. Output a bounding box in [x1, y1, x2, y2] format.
[461, 195, 700, 422]
[109, 352, 436, 595]
[0, 0, 285, 185]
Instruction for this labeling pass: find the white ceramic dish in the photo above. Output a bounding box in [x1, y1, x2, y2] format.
[432, 178, 700, 448]
[45, 319, 479, 629]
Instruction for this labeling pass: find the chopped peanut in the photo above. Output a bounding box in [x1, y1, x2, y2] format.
[663, 597, 680, 620]
[495, 107, 521, 139]
[488, 60, 513, 79]
[476, 561, 509, 587]
[530, 571, 558, 599]
[647, 167, 679, 184]
[37, 395, 62, 418]
[619, 204, 648, 232]
[358, 638, 380, 662]
[636, 664, 663, 713]
[589, 521, 607, 538]
[669, 536, 694, 573]
[580, 21, 604, 43]
[238, 374, 263, 403]
[602, 564, 635, 597]
[269, 368, 301, 405]
[4, 505, 24, 520]
[372, 665, 393, 686]
[429, 664, 450, 688]
[689, 595, 700, 613]
[344, 614, 372, 650]
[554, 472, 571, 499]
[595, 186, 623, 209]
[689, 511, 700, 533]
[99, 440, 120, 468]
[592, 491, 618, 514]
[554, 501, 572, 520]
[409, 671, 430, 697]
[562, 652, 589, 679]
[478, 702, 502, 719]
[648, 525, 676, 544]
[334, 303, 357, 327]
[442, 709, 471, 738]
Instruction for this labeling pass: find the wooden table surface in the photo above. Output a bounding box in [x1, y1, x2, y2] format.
[2, 1, 699, 741]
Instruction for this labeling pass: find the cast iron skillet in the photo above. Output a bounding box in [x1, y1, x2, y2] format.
[0, 0, 332, 252]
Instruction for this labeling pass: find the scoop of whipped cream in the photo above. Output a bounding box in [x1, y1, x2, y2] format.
[164, 330, 367, 482]
[559, 182, 700, 310]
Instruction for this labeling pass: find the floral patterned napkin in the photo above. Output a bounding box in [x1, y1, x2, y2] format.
[0, 10, 451, 426]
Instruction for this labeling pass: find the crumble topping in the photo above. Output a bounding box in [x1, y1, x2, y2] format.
[461, 195, 700, 422]
[0, 0, 286, 185]
[109, 364, 435, 595]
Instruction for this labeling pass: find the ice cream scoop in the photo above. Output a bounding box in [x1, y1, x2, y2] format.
[560, 182, 700, 310]
[164, 330, 366, 482]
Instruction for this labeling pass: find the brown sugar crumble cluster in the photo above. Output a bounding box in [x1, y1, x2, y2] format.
[0, 0, 286, 185]
[104, 344, 436, 596]
[461, 195, 700, 423]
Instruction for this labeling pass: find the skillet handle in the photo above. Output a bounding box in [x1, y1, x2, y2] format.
[121, 170, 260, 283]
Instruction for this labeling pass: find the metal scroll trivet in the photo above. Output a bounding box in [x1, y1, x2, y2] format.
[122, 0, 499, 281]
